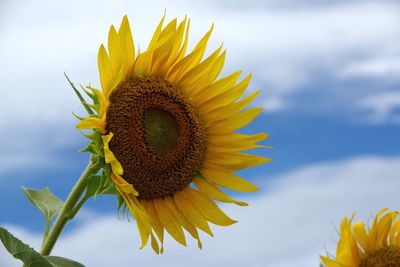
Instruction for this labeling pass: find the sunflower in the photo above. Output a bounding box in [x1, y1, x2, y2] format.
[321, 209, 400, 267]
[75, 14, 269, 253]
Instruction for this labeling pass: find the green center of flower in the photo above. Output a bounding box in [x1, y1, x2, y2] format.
[106, 77, 207, 200]
[143, 108, 179, 156]
[361, 247, 400, 267]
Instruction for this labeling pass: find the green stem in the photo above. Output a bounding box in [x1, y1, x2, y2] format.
[41, 220, 51, 249]
[40, 155, 100, 256]
[68, 195, 89, 220]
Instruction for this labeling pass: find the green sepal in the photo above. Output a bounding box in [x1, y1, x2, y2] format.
[116, 192, 126, 218]
[137, 68, 143, 77]
[72, 112, 85, 121]
[79, 141, 104, 157]
[0, 227, 84, 267]
[65, 73, 94, 116]
[91, 143, 104, 157]
[90, 130, 103, 144]
[22, 187, 64, 222]
[95, 167, 115, 196]
[79, 142, 97, 154]
[80, 130, 104, 158]
[90, 104, 100, 114]
[85, 168, 116, 200]
[84, 84, 100, 105]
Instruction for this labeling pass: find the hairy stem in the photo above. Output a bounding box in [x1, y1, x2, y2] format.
[40, 155, 100, 256]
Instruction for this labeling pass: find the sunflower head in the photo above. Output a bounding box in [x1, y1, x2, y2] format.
[74, 14, 269, 254]
[321, 209, 400, 267]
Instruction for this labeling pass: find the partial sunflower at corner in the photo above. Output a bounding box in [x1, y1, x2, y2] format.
[75, 14, 270, 254]
[321, 208, 400, 267]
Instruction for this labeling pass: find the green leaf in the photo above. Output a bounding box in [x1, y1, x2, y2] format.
[46, 256, 85, 267]
[0, 226, 53, 267]
[22, 187, 64, 222]
[0, 227, 84, 267]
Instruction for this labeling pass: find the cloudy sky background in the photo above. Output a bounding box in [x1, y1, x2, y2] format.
[0, 0, 400, 266]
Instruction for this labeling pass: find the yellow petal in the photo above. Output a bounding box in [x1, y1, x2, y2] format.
[207, 132, 269, 153]
[375, 211, 397, 247]
[207, 108, 262, 133]
[117, 193, 151, 249]
[320, 256, 345, 267]
[118, 15, 135, 80]
[201, 167, 259, 192]
[201, 74, 252, 111]
[208, 132, 268, 150]
[204, 152, 270, 171]
[193, 71, 241, 106]
[183, 188, 237, 226]
[102, 133, 124, 176]
[153, 198, 187, 246]
[390, 219, 400, 245]
[188, 50, 226, 98]
[148, 14, 166, 50]
[193, 178, 248, 206]
[86, 86, 108, 118]
[177, 45, 223, 87]
[108, 25, 122, 73]
[205, 90, 261, 125]
[134, 32, 173, 76]
[151, 20, 179, 76]
[158, 18, 177, 40]
[369, 208, 389, 249]
[162, 17, 188, 73]
[163, 198, 202, 249]
[136, 215, 152, 249]
[150, 233, 160, 254]
[167, 24, 214, 81]
[142, 201, 164, 246]
[111, 173, 138, 195]
[353, 221, 370, 252]
[76, 117, 105, 132]
[98, 44, 112, 96]
[174, 193, 214, 236]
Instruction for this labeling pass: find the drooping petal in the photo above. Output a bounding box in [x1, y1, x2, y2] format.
[182, 188, 237, 226]
[174, 193, 214, 236]
[193, 178, 248, 206]
[153, 198, 187, 246]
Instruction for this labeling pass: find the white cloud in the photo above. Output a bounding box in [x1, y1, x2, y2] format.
[261, 96, 286, 112]
[0, 0, 399, 126]
[358, 91, 400, 124]
[2, 155, 400, 267]
[0, 124, 81, 177]
[338, 57, 400, 81]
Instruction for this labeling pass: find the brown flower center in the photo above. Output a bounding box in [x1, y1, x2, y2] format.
[105, 77, 207, 200]
[361, 247, 400, 267]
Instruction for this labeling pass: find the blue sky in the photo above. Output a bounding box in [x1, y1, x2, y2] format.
[1, 0, 400, 266]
